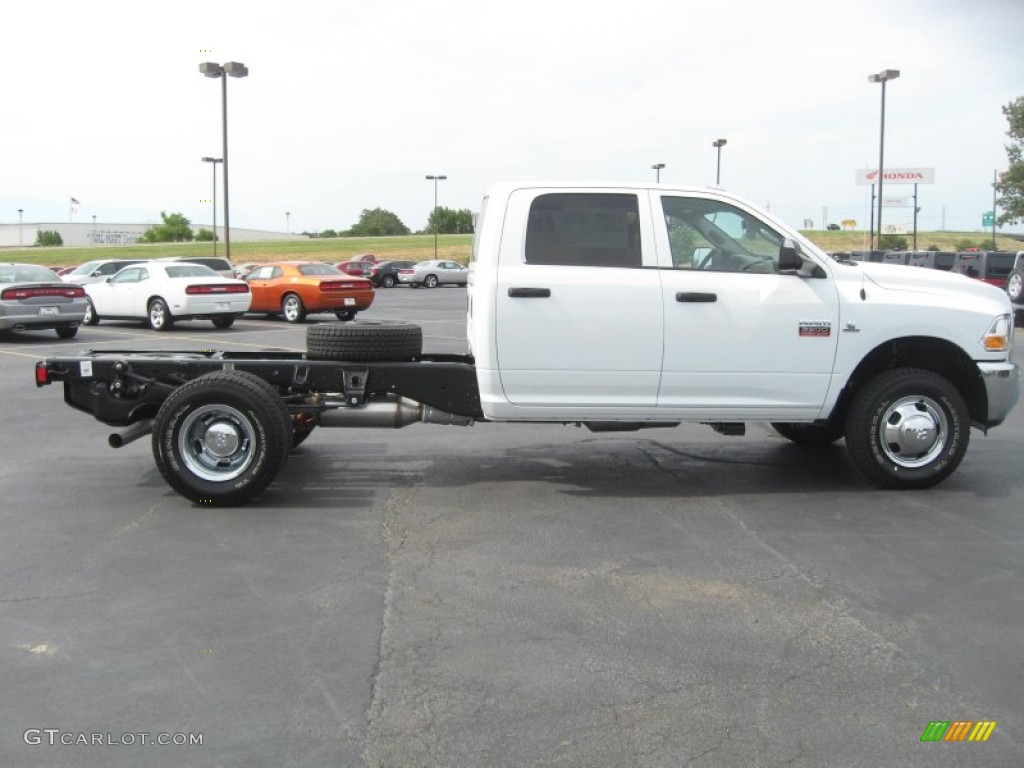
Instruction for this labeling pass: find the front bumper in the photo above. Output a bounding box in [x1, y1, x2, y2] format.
[978, 361, 1020, 428]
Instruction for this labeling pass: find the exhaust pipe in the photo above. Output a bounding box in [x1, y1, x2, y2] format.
[317, 395, 473, 429]
[109, 418, 154, 448]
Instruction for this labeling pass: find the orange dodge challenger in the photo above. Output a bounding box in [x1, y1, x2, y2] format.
[244, 261, 375, 322]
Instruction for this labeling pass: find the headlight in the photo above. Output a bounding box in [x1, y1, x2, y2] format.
[981, 314, 1011, 353]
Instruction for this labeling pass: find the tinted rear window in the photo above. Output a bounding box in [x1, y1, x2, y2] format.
[0, 265, 60, 283]
[299, 264, 342, 276]
[525, 193, 641, 267]
[166, 265, 219, 278]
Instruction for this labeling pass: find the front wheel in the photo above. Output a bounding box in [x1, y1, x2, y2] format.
[844, 368, 969, 489]
[83, 299, 100, 326]
[334, 309, 356, 321]
[148, 298, 174, 331]
[212, 316, 235, 329]
[151, 370, 292, 505]
[55, 324, 78, 339]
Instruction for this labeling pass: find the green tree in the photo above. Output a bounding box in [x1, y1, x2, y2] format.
[995, 96, 1024, 225]
[34, 229, 63, 246]
[140, 212, 194, 243]
[344, 208, 410, 237]
[426, 206, 474, 234]
[195, 228, 216, 242]
[879, 234, 908, 251]
[319, 229, 338, 239]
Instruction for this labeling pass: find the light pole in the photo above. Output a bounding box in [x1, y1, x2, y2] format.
[425, 174, 447, 259]
[201, 157, 223, 256]
[712, 138, 727, 185]
[92, 214, 97, 246]
[651, 163, 665, 182]
[200, 61, 248, 263]
[868, 68, 899, 250]
[17, 209, 23, 246]
[286, 211, 290, 234]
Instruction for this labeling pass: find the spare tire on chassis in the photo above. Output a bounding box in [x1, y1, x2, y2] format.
[305, 320, 423, 362]
[151, 370, 292, 506]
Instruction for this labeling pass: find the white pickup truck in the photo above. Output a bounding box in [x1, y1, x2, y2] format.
[35, 182, 1019, 505]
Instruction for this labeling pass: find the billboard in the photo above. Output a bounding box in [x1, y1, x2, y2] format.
[855, 167, 935, 185]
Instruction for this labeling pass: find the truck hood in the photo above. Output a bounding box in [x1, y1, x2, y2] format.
[853, 261, 1011, 311]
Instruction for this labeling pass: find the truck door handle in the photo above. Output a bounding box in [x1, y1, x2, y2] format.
[508, 287, 551, 298]
[676, 292, 717, 303]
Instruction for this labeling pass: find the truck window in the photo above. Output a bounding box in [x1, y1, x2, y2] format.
[660, 196, 783, 273]
[524, 193, 641, 268]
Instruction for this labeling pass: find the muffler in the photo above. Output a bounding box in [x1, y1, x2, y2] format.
[316, 395, 473, 428]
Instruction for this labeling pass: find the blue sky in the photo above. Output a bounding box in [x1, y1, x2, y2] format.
[2, 0, 1022, 238]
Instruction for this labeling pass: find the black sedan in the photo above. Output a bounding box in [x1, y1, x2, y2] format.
[367, 260, 417, 288]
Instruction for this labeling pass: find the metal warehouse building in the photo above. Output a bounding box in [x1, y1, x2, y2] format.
[0, 222, 303, 249]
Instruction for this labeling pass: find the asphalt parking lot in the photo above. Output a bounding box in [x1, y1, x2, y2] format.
[2, 286, 1023, 766]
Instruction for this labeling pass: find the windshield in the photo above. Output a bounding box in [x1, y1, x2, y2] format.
[69, 260, 102, 275]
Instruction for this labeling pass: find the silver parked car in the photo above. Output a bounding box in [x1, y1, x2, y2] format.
[0, 263, 88, 339]
[61, 258, 146, 285]
[396, 260, 468, 288]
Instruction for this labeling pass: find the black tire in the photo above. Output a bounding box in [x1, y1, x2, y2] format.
[409, 282, 421, 289]
[423, 274, 439, 288]
[381, 274, 396, 288]
[55, 324, 78, 339]
[844, 368, 969, 489]
[772, 421, 844, 446]
[306, 320, 423, 361]
[83, 299, 100, 326]
[148, 298, 174, 331]
[334, 309, 357, 321]
[1007, 269, 1024, 303]
[212, 316, 235, 329]
[151, 370, 292, 506]
[282, 293, 306, 323]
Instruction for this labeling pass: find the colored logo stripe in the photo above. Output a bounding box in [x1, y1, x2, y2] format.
[920, 720, 997, 742]
[969, 721, 997, 742]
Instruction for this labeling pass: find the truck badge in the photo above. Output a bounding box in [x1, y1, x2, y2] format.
[798, 321, 832, 337]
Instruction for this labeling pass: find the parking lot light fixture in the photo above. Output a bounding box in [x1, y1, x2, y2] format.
[200, 61, 248, 262]
[425, 174, 447, 259]
[201, 157, 223, 256]
[712, 139, 727, 185]
[868, 68, 900, 250]
[651, 163, 665, 183]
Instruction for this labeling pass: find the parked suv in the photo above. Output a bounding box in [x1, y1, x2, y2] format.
[952, 251, 1017, 289]
[61, 259, 145, 284]
[907, 251, 956, 271]
[1004, 252, 1024, 327]
[155, 256, 235, 279]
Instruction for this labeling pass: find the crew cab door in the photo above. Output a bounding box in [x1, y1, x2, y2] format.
[494, 189, 663, 407]
[653, 193, 840, 417]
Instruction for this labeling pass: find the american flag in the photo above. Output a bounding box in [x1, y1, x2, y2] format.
[71, 197, 81, 205]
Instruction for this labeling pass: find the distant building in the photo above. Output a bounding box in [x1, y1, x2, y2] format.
[0, 222, 304, 249]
